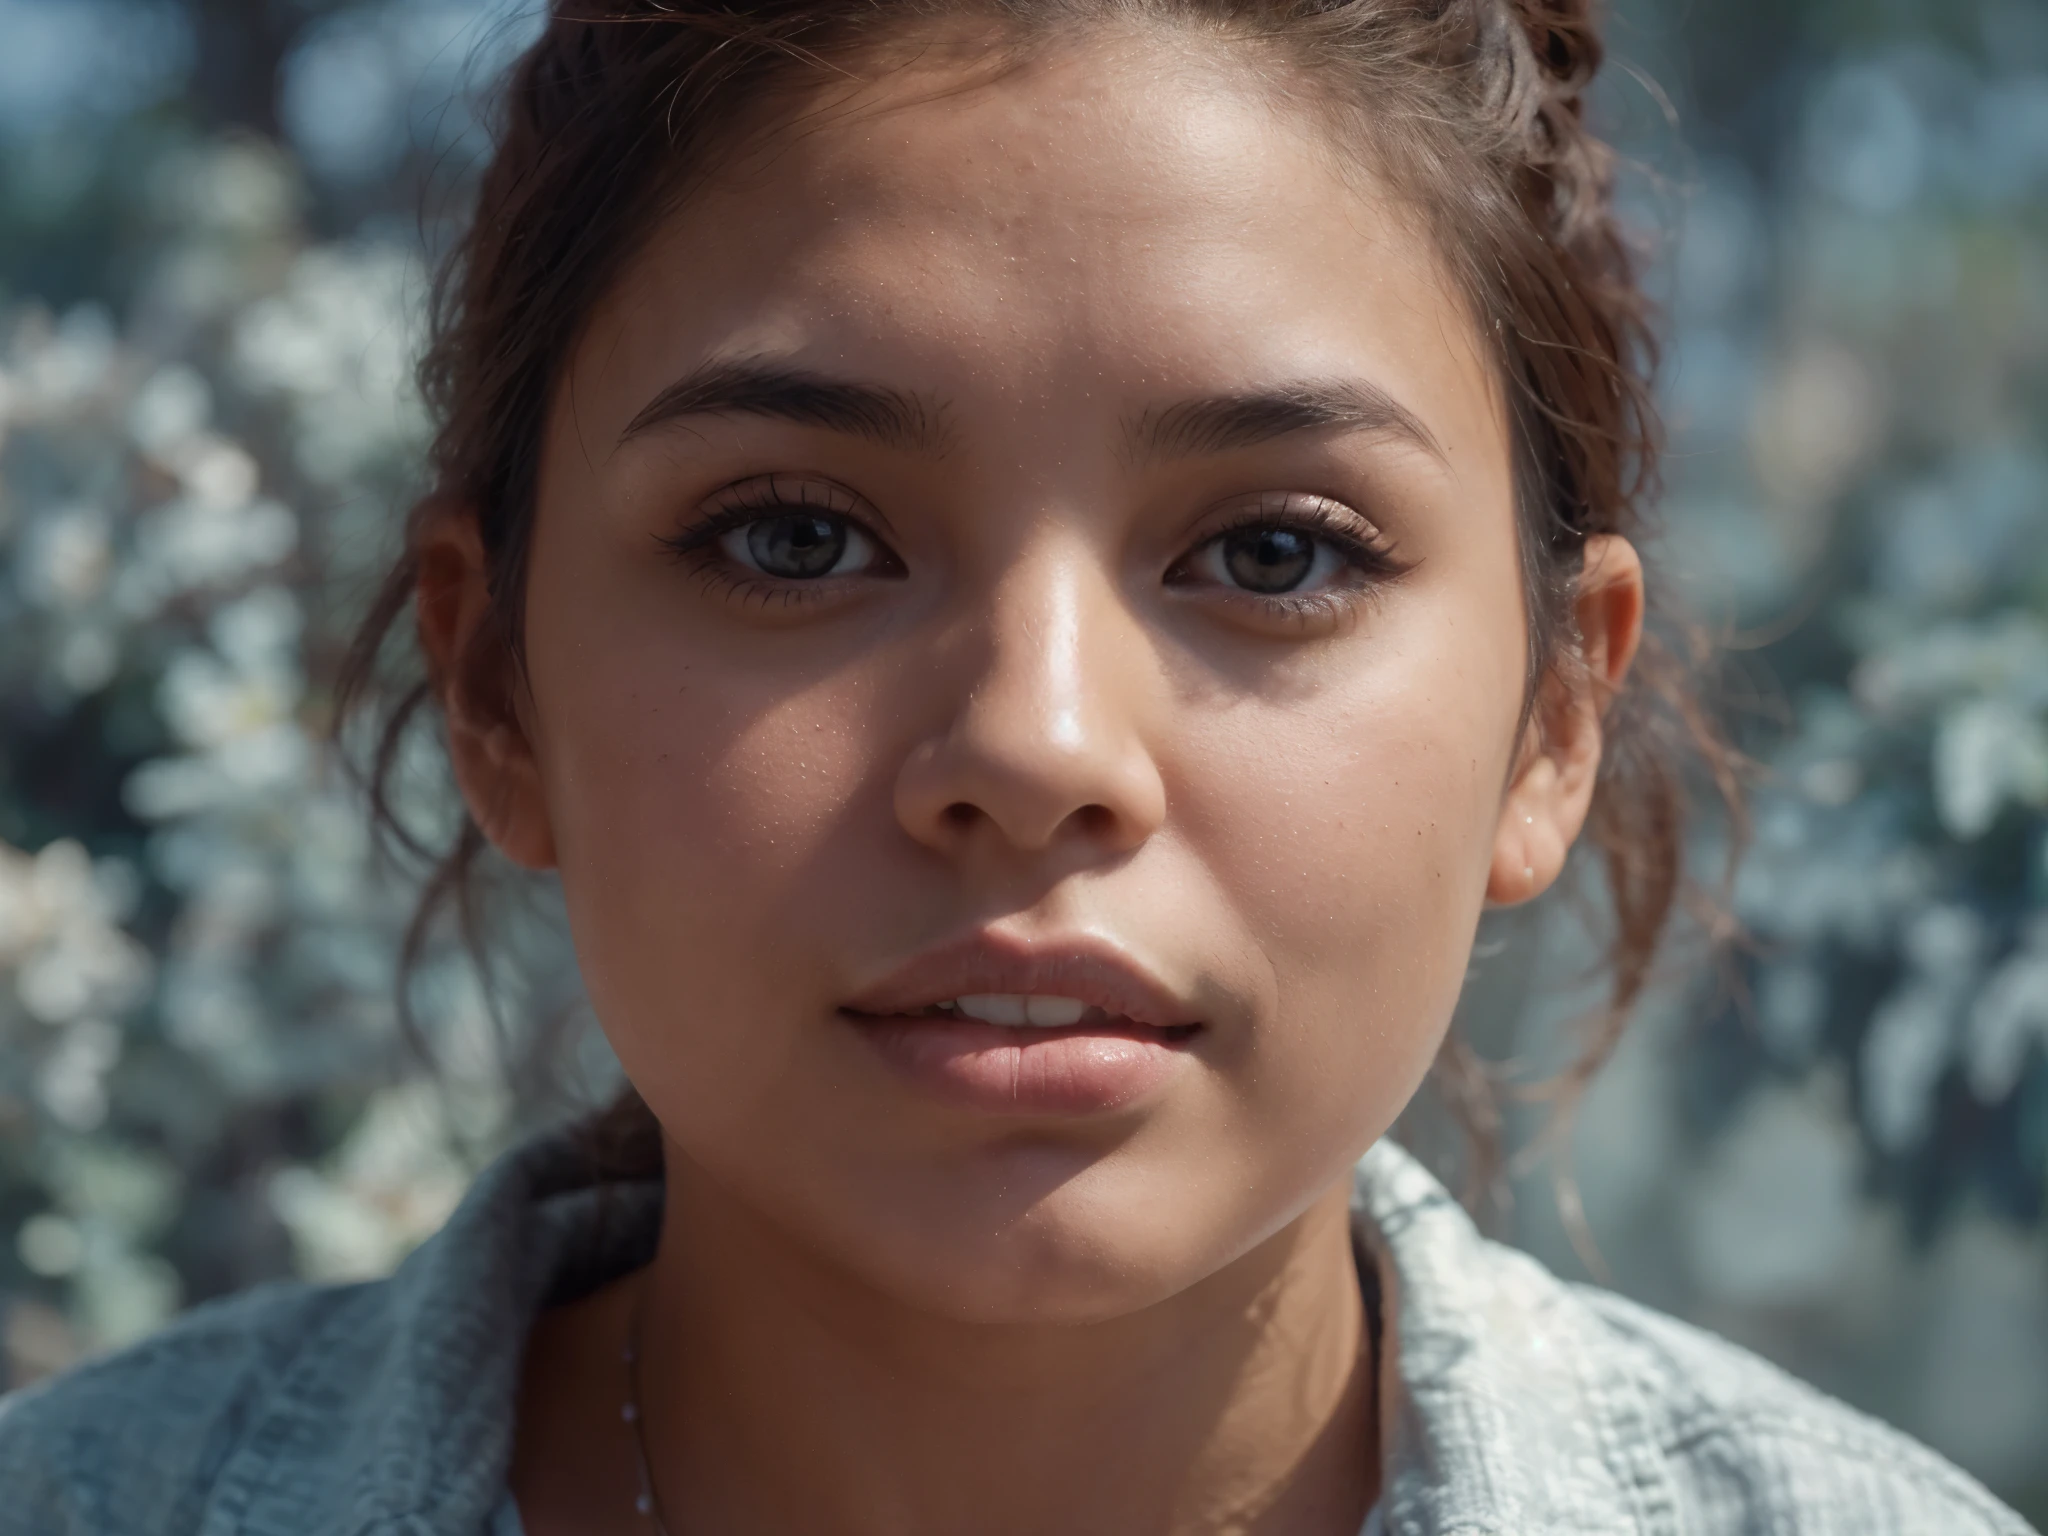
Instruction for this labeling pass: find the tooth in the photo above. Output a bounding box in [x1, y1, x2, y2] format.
[1025, 996, 1086, 1027]
[957, 994, 1028, 1026]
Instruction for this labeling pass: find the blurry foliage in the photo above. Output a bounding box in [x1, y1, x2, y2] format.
[0, 0, 2042, 1506]
[1636, 2, 2048, 1239]
[0, 140, 490, 1357]
[0, 1, 596, 1375]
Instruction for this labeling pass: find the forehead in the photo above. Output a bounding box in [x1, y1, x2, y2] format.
[576, 26, 1495, 444]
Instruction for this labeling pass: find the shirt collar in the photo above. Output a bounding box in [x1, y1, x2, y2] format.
[1353, 1142, 1678, 1535]
[224, 1130, 1670, 1536]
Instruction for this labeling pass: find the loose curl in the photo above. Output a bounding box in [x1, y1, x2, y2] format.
[339, 0, 1742, 1194]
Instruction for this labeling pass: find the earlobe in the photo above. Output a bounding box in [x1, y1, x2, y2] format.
[1486, 762, 1565, 906]
[414, 504, 559, 872]
[1484, 535, 1645, 908]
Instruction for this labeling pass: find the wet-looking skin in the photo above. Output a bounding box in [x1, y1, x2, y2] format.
[419, 23, 1643, 1536]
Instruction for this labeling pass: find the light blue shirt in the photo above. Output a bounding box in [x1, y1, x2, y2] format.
[0, 1127, 2033, 1534]
[487, 1484, 1385, 1532]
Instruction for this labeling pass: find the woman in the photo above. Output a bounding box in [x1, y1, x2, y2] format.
[1, 2, 2032, 1533]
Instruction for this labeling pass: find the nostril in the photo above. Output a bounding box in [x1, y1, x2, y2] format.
[1072, 803, 1116, 839]
[942, 802, 980, 831]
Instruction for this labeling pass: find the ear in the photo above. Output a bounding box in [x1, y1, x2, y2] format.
[1487, 534, 1644, 906]
[415, 504, 558, 871]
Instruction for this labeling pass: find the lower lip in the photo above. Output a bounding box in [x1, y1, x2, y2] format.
[848, 1013, 1197, 1115]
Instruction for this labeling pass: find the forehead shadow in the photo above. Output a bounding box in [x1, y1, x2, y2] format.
[698, 15, 1351, 202]
[688, 24, 1041, 194]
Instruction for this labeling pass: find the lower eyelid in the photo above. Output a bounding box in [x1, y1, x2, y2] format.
[701, 515, 905, 587]
[1179, 531, 1366, 590]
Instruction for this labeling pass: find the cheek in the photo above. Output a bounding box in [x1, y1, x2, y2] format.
[1172, 617, 1519, 1126]
[519, 561, 889, 1110]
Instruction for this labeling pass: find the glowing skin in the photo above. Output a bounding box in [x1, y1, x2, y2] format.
[420, 26, 1643, 1536]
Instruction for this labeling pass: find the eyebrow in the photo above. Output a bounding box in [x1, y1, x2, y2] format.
[618, 357, 950, 455]
[1133, 379, 1447, 464]
[619, 361, 1441, 466]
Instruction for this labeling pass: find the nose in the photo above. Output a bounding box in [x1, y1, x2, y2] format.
[894, 548, 1167, 862]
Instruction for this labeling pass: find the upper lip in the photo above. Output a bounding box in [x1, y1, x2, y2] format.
[841, 930, 1199, 1031]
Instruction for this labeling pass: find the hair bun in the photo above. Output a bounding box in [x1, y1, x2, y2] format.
[1501, 0, 1603, 102]
[1471, 0, 1614, 250]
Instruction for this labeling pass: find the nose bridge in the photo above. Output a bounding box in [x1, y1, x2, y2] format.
[897, 535, 1166, 857]
[981, 543, 1092, 752]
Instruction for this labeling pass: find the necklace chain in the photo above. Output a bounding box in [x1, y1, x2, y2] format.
[623, 1295, 676, 1536]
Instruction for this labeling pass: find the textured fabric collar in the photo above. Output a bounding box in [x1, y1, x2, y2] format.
[214, 1131, 1670, 1536]
[213, 1133, 662, 1536]
[1350, 1147, 1680, 1536]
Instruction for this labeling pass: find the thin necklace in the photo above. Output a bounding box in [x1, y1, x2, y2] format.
[622, 1293, 675, 1535]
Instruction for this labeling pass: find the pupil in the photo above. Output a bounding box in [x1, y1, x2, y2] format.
[1223, 528, 1314, 594]
[748, 515, 846, 578]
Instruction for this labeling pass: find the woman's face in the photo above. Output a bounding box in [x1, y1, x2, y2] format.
[457, 30, 1608, 1323]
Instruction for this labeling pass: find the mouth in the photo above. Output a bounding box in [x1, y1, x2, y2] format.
[862, 993, 1202, 1038]
[840, 937, 1204, 1115]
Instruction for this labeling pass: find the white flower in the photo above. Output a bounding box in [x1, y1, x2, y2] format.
[1855, 612, 2048, 721]
[37, 1018, 122, 1130]
[17, 504, 113, 609]
[1933, 698, 2048, 839]
[267, 1084, 474, 1283]
[124, 493, 298, 606]
[18, 305, 119, 409]
[151, 588, 307, 756]
[1862, 980, 1964, 1153]
[1966, 924, 2048, 1103]
[0, 840, 152, 1023]
[231, 243, 427, 486]
[126, 364, 212, 458]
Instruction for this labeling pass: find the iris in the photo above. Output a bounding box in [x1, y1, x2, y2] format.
[1222, 527, 1314, 593]
[747, 514, 846, 578]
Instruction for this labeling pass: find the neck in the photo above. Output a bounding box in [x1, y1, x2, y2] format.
[635, 1153, 1377, 1536]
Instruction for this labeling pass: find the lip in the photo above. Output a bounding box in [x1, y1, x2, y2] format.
[842, 930, 1198, 1027]
[841, 930, 1202, 1116]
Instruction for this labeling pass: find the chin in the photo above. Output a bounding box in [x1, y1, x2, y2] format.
[821, 1145, 1265, 1327]
[865, 1210, 1197, 1328]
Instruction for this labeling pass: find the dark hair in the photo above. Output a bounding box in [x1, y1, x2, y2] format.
[338, 0, 1742, 1194]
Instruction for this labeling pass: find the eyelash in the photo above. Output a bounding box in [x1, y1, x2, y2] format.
[655, 477, 897, 605]
[656, 481, 1410, 616]
[1168, 495, 1410, 616]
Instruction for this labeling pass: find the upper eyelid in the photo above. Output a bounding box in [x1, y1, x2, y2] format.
[1182, 492, 1397, 551]
[700, 473, 902, 540]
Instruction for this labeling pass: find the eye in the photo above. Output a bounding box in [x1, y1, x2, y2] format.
[658, 474, 905, 589]
[1164, 493, 1411, 626]
[1208, 526, 1333, 594]
[723, 512, 876, 579]
[1173, 497, 1396, 599]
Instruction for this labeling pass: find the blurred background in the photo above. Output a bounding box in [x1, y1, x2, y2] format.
[0, 0, 2042, 1518]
